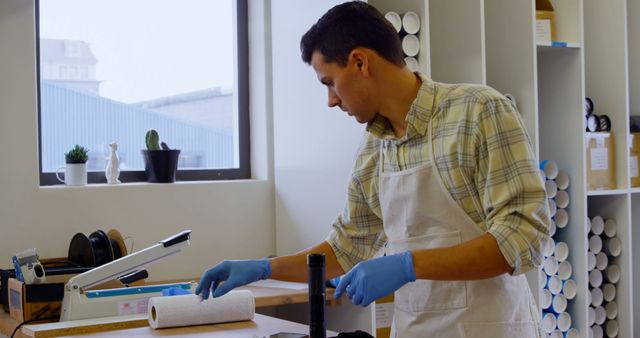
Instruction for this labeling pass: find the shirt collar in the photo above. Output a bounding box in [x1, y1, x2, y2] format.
[366, 72, 435, 141]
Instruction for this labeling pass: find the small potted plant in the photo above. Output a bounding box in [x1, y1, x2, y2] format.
[56, 144, 89, 185]
[141, 129, 181, 183]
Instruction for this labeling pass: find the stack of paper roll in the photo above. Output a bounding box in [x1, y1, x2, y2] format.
[148, 290, 255, 329]
[587, 216, 621, 338]
[539, 160, 578, 337]
[384, 11, 421, 72]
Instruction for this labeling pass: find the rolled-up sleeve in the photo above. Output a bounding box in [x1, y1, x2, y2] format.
[475, 98, 551, 275]
[326, 173, 387, 272]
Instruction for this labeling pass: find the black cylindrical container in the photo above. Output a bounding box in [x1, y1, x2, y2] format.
[308, 253, 326, 338]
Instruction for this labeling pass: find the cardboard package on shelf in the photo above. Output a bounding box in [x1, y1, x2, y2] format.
[630, 132, 640, 187]
[585, 132, 616, 190]
[536, 0, 557, 43]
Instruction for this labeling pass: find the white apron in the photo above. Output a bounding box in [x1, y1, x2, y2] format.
[379, 121, 542, 338]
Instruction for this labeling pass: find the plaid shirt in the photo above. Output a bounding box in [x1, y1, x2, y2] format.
[326, 73, 551, 276]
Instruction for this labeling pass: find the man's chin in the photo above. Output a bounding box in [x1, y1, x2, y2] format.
[352, 114, 370, 124]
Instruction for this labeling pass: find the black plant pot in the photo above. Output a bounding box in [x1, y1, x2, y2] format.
[142, 149, 181, 183]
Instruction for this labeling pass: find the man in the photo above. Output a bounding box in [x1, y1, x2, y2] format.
[196, 2, 550, 337]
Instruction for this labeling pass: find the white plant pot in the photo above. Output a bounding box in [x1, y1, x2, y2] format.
[56, 163, 87, 186]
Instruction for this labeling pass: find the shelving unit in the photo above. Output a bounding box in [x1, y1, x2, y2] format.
[366, 0, 640, 336]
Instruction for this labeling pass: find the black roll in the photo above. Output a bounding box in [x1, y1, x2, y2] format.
[308, 253, 326, 338]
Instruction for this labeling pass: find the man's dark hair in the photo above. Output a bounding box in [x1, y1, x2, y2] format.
[300, 1, 405, 67]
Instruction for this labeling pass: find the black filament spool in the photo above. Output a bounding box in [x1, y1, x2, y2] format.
[585, 97, 594, 116]
[68, 230, 114, 267]
[599, 114, 611, 132]
[90, 230, 114, 266]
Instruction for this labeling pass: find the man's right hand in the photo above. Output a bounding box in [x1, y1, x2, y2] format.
[195, 259, 272, 299]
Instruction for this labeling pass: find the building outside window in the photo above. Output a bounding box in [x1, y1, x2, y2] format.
[37, 0, 249, 184]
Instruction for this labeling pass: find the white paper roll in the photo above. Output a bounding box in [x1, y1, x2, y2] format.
[404, 56, 419, 72]
[589, 235, 603, 254]
[543, 256, 559, 276]
[545, 179, 558, 198]
[563, 279, 577, 300]
[605, 319, 619, 338]
[548, 219, 557, 237]
[591, 216, 604, 235]
[606, 300, 618, 320]
[401, 34, 420, 56]
[605, 264, 621, 284]
[401, 11, 420, 34]
[602, 283, 616, 302]
[552, 294, 567, 313]
[554, 209, 568, 228]
[592, 324, 604, 338]
[554, 241, 569, 261]
[556, 312, 571, 332]
[595, 251, 608, 271]
[603, 219, 617, 238]
[547, 275, 563, 295]
[590, 287, 604, 307]
[548, 198, 557, 217]
[589, 269, 603, 288]
[565, 327, 580, 338]
[542, 237, 555, 257]
[555, 190, 570, 209]
[549, 329, 563, 338]
[604, 237, 622, 257]
[541, 312, 556, 333]
[555, 170, 570, 190]
[587, 306, 596, 326]
[541, 160, 558, 179]
[541, 288, 553, 310]
[148, 291, 255, 329]
[384, 11, 402, 32]
[587, 251, 597, 271]
[594, 305, 606, 325]
[558, 261, 572, 280]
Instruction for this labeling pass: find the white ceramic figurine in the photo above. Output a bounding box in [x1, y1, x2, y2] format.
[106, 142, 121, 184]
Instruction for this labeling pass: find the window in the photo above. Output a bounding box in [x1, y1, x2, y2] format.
[36, 0, 249, 185]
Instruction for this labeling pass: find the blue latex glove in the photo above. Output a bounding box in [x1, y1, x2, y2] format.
[195, 259, 271, 299]
[334, 251, 416, 307]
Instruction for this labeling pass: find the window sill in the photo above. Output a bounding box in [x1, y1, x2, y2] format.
[39, 178, 267, 190]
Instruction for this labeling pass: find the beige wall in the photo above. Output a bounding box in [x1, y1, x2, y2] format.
[0, 0, 275, 281]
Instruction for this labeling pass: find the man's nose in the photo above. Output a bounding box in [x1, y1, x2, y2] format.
[328, 89, 340, 108]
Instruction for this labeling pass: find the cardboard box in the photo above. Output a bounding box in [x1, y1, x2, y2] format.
[536, 0, 556, 43]
[630, 133, 640, 187]
[374, 294, 394, 338]
[586, 132, 616, 190]
[8, 278, 64, 322]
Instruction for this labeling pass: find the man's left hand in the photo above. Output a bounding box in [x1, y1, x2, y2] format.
[334, 251, 416, 307]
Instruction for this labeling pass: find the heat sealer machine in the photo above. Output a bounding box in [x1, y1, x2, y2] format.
[60, 230, 194, 321]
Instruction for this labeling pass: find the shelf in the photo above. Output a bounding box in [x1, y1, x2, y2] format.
[536, 41, 582, 53]
[587, 188, 629, 196]
[631, 187, 640, 194]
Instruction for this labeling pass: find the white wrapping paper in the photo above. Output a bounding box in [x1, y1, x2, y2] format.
[148, 290, 255, 329]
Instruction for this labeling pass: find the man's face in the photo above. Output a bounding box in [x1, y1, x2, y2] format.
[311, 50, 377, 124]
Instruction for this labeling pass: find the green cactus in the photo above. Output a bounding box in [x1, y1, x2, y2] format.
[145, 129, 160, 150]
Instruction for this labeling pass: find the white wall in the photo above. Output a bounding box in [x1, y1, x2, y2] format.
[0, 0, 275, 282]
[271, 0, 365, 255]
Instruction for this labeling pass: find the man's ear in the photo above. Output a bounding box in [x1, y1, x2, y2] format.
[349, 48, 370, 76]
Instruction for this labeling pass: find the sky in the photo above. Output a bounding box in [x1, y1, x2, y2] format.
[38, 0, 235, 104]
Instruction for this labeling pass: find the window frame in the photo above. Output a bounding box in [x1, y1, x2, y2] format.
[37, 0, 250, 185]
